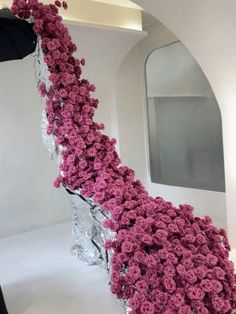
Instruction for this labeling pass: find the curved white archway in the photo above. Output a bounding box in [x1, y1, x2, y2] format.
[131, 0, 236, 249]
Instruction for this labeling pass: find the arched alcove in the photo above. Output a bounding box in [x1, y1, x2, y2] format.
[145, 41, 225, 193]
[131, 0, 236, 254]
[116, 12, 227, 231]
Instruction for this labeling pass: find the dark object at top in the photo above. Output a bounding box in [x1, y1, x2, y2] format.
[0, 8, 37, 62]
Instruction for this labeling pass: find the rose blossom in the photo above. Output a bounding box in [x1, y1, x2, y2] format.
[135, 279, 148, 292]
[140, 301, 155, 314]
[187, 286, 205, 301]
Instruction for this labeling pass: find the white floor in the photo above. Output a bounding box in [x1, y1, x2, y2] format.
[0, 222, 122, 314]
[0, 223, 235, 314]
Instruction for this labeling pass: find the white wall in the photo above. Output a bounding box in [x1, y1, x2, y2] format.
[0, 23, 145, 238]
[70, 24, 146, 141]
[132, 0, 236, 249]
[117, 20, 176, 184]
[116, 19, 227, 229]
[0, 57, 71, 238]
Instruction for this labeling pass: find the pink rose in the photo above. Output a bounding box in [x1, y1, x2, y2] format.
[121, 241, 134, 253]
[187, 286, 205, 301]
[140, 301, 155, 314]
[135, 279, 148, 292]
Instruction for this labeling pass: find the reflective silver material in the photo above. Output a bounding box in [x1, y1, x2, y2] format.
[56, 145, 64, 166]
[35, 39, 51, 90]
[68, 192, 103, 266]
[35, 41, 114, 269]
[121, 301, 131, 313]
[41, 110, 56, 159]
[66, 188, 115, 270]
[35, 41, 125, 306]
[35, 40, 58, 160]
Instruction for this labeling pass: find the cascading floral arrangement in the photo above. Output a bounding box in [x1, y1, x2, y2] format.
[11, 1, 236, 313]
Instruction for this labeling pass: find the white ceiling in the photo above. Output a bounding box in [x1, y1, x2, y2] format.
[0, 0, 143, 31]
[92, 0, 142, 9]
[0, 0, 142, 10]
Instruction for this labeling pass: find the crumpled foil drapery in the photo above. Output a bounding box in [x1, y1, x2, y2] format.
[35, 41, 131, 313]
[35, 40, 113, 268]
[66, 188, 114, 269]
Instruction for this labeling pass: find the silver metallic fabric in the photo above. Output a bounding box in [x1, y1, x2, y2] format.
[68, 192, 103, 265]
[67, 189, 115, 268]
[41, 110, 56, 159]
[35, 39, 57, 160]
[35, 41, 113, 269]
[121, 301, 131, 313]
[35, 41, 129, 313]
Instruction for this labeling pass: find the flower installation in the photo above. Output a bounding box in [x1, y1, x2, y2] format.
[11, 1, 236, 313]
